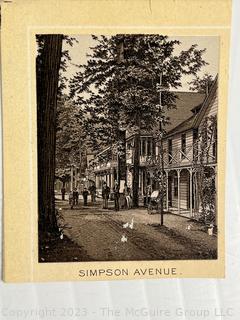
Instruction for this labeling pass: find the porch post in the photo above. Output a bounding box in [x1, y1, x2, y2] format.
[150, 138, 152, 155]
[145, 138, 148, 157]
[177, 169, 181, 214]
[99, 174, 102, 188]
[166, 170, 169, 211]
[141, 169, 144, 195]
[189, 168, 193, 217]
[111, 168, 115, 191]
[109, 173, 111, 187]
[96, 174, 99, 189]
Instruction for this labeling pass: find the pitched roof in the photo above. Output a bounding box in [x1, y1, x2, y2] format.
[164, 92, 205, 133]
[126, 91, 205, 139]
[165, 114, 197, 137]
[165, 76, 218, 137]
[193, 76, 218, 128]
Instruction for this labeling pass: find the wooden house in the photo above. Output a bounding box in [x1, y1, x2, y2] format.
[91, 77, 218, 219]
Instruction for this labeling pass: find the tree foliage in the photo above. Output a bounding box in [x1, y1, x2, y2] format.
[188, 73, 214, 94]
[55, 95, 86, 184]
[193, 115, 217, 224]
[70, 35, 208, 147]
[69, 34, 209, 207]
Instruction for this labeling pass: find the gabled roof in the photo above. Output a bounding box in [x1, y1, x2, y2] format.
[125, 91, 205, 140]
[193, 75, 218, 128]
[165, 76, 218, 137]
[165, 114, 197, 137]
[164, 92, 205, 133]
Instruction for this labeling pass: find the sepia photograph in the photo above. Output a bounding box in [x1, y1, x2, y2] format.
[37, 34, 219, 263]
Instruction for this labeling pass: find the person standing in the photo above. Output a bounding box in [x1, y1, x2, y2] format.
[102, 181, 110, 209]
[147, 184, 152, 205]
[61, 186, 66, 201]
[113, 180, 120, 211]
[73, 187, 79, 205]
[69, 190, 74, 209]
[123, 182, 129, 209]
[143, 186, 147, 207]
[124, 184, 132, 209]
[82, 188, 89, 206]
[89, 183, 96, 204]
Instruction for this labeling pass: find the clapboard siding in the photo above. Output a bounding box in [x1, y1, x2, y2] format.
[180, 131, 193, 165]
[170, 171, 189, 210]
[163, 130, 194, 167]
[180, 172, 189, 209]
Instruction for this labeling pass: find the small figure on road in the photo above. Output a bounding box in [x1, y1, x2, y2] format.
[73, 187, 79, 205]
[61, 186, 66, 201]
[113, 180, 120, 211]
[82, 188, 89, 206]
[123, 183, 132, 209]
[89, 183, 96, 204]
[69, 191, 74, 209]
[102, 181, 110, 209]
[147, 184, 152, 205]
[143, 186, 147, 207]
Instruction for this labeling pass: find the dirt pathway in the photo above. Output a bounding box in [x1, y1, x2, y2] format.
[55, 200, 217, 262]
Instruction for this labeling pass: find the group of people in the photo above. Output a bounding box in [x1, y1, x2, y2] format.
[81, 185, 97, 207]
[61, 186, 79, 204]
[102, 180, 132, 211]
[61, 185, 97, 209]
[60, 180, 137, 211]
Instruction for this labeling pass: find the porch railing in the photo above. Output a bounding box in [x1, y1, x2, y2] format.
[126, 141, 217, 168]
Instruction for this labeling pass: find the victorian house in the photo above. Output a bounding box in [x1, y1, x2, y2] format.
[91, 77, 217, 219]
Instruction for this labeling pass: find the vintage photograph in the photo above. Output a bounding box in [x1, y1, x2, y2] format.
[37, 34, 218, 263]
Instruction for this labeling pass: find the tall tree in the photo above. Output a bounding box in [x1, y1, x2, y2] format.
[70, 35, 208, 210]
[55, 95, 86, 188]
[37, 35, 63, 233]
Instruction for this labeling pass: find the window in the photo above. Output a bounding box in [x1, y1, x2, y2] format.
[147, 138, 151, 156]
[142, 138, 146, 156]
[193, 129, 198, 140]
[193, 129, 198, 160]
[168, 139, 172, 163]
[212, 126, 217, 160]
[174, 177, 178, 197]
[152, 140, 156, 156]
[181, 133, 186, 159]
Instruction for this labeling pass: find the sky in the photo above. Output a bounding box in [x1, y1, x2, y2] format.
[62, 35, 219, 93]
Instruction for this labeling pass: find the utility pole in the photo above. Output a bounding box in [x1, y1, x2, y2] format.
[147, 43, 166, 225]
[158, 72, 165, 226]
[148, 44, 168, 226]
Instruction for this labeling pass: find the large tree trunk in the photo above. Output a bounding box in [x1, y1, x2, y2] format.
[37, 35, 63, 233]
